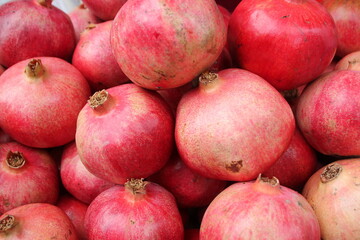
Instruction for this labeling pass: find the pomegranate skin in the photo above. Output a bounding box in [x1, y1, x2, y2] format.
[0, 203, 78, 240]
[335, 50, 360, 71]
[76, 84, 175, 184]
[175, 69, 295, 181]
[60, 142, 115, 204]
[111, 0, 227, 90]
[82, 0, 127, 21]
[200, 176, 321, 239]
[228, 0, 337, 90]
[84, 180, 184, 239]
[0, 0, 76, 67]
[296, 70, 360, 156]
[0, 142, 59, 214]
[0, 66, 4, 76]
[72, 21, 129, 91]
[0, 57, 91, 148]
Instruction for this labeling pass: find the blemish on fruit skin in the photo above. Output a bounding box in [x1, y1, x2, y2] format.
[225, 160, 243, 172]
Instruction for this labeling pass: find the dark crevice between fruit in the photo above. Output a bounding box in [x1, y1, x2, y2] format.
[125, 178, 147, 195]
[88, 89, 108, 109]
[24, 59, 45, 78]
[259, 174, 280, 186]
[199, 71, 218, 85]
[0, 215, 15, 232]
[6, 151, 26, 169]
[320, 163, 342, 183]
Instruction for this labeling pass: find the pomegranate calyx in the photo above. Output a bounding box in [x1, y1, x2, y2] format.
[0, 215, 15, 232]
[257, 174, 280, 187]
[37, 0, 53, 8]
[199, 71, 218, 85]
[125, 178, 147, 195]
[6, 151, 26, 169]
[25, 59, 45, 79]
[320, 163, 342, 183]
[88, 89, 109, 109]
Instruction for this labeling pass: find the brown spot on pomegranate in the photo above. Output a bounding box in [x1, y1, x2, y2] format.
[225, 160, 243, 172]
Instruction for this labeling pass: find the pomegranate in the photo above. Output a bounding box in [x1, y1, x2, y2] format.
[175, 69, 295, 181]
[82, 0, 127, 21]
[0, 142, 59, 214]
[148, 152, 228, 208]
[60, 142, 115, 204]
[84, 179, 184, 239]
[263, 128, 318, 191]
[57, 194, 88, 240]
[0, 203, 78, 239]
[228, 0, 337, 90]
[320, 0, 360, 57]
[303, 159, 360, 240]
[76, 84, 174, 184]
[335, 50, 360, 71]
[296, 70, 360, 156]
[72, 21, 129, 91]
[0, 57, 91, 148]
[111, 0, 227, 89]
[0, 66, 4, 76]
[68, 3, 102, 43]
[0, 0, 76, 67]
[200, 175, 320, 239]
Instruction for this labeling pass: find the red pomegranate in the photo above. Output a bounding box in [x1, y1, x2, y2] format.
[111, 0, 227, 89]
[0, 66, 4, 76]
[263, 128, 318, 191]
[320, 0, 360, 57]
[76, 84, 174, 184]
[228, 0, 337, 90]
[296, 70, 360, 156]
[84, 179, 184, 239]
[72, 21, 129, 91]
[335, 50, 360, 71]
[0, 142, 59, 214]
[82, 0, 127, 21]
[175, 69, 295, 181]
[0, 57, 91, 148]
[303, 158, 360, 240]
[148, 152, 228, 208]
[0, 0, 76, 67]
[200, 175, 320, 239]
[0, 203, 78, 239]
[68, 3, 102, 43]
[60, 142, 115, 204]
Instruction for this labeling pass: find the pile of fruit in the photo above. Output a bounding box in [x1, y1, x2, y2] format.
[0, 0, 359, 239]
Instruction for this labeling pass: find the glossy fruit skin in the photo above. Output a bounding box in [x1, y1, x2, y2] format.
[321, 0, 360, 57]
[228, 0, 337, 91]
[57, 194, 88, 240]
[263, 128, 318, 191]
[60, 142, 115, 204]
[335, 50, 360, 71]
[0, 142, 59, 214]
[0, 203, 78, 240]
[148, 152, 228, 207]
[82, 0, 127, 21]
[111, 0, 227, 90]
[0, 0, 76, 67]
[84, 182, 184, 240]
[200, 177, 320, 239]
[296, 70, 360, 156]
[0, 57, 91, 148]
[175, 69, 295, 181]
[72, 21, 129, 91]
[76, 84, 175, 184]
[302, 158, 360, 240]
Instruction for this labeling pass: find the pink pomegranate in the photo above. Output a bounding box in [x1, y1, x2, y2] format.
[82, 0, 127, 21]
[335, 50, 360, 71]
[84, 179, 184, 239]
[0, 203, 78, 239]
[60, 142, 115, 204]
[76, 84, 174, 184]
[72, 21, 129, 91]
[263, 128, 318, 191]
[228, 0, 337, 90]
[0, 57, 91, 148]
[68, 3, 102, 43]
[296, 70, 360, 156]
[57, 194, 88, 240]
[0, 142, 59, 214]
[148, 152, 228, 208]
[0, 0, 76, 67]
[200, 175, 321, 239]
[111, 0, 227, 89]
[175, 69, 295, 181]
